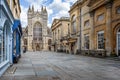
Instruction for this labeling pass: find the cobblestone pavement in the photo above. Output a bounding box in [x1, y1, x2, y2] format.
[1, 51, 120, 80]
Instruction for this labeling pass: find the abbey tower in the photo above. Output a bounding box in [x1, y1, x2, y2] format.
[27, 6, 49, 51]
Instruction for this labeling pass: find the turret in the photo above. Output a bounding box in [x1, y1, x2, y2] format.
[32, 5, 34, 12]
[43, 6, 47, 13]
[27, 5, 32, 20]
[42, 6, 48, 30]
[28, 5, 31, 12]
[41, 6, 47, 14]
[41, 6, 43, 11]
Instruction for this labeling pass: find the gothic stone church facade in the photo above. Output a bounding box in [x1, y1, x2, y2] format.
[26, 6, 50, 51]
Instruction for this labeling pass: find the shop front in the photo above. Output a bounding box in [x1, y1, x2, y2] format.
[0, 0, 14, 76]
[12, 20, 22, 63]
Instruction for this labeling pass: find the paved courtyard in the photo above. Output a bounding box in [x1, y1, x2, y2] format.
[1, 51, 120, 80]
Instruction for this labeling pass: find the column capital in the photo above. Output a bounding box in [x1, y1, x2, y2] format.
[105, 2, 113, 9]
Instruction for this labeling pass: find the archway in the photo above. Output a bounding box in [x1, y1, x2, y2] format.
[0, 21, 11, 62]
[36, 44, 40, 51]
[48, 39, 51, 51]
[117, 28, 120, 56]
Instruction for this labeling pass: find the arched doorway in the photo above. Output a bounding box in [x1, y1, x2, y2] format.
[48, 39, 51, 51]
[36, 44, 40, 51]
[117, 28, 120, 56]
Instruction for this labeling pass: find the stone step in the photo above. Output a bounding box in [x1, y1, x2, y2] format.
[7, 67, 17, 74]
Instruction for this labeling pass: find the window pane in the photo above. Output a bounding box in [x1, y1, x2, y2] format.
[33, 23, 42, 41]
[72, 21, 76, 33]
[13, 31, 16, 56]
[117, 7, 120, 14]
[0, 29, 3, 62]
[118, 29, 120, 32]
[3, 27, 6, 61]
[0, 26, 9, 63]
[84, 20, 89, 27]
[72, 15, 76, 33]
[98, 31, 104, 49]
[0, 43, 1, 63]
[97, 14, 104, 21]
[84, 35, 89, 49]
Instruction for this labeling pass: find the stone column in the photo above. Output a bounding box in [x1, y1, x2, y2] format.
[106, 2, 112, 56]
[90, 11, 95, 50]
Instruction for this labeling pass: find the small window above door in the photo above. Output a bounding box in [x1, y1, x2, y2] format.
[118, 29, 120, 32]
[116, 6, 120, 14]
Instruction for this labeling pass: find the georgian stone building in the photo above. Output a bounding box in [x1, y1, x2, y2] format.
[68, 0, 120, 56]
[87, 0, 120, 56]
[22, 27, 28, 51]
[51, 17, 70, 52]
[68, 0, 81, 54]
[23, 6, 50, 51]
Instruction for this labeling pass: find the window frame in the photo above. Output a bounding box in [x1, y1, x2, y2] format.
[71, 15, 77, 33]
[97, 31, 105, 50]
[97, 13, 104, 22]
[84, 20, 89, 27]
[0, 29, 3, 63]
[84, 34, 89, 50]
[13, 31, 16, 55]
[33, 23, 42, 41]
[116, 6, 120, 14]
[0, 25, 9, 64]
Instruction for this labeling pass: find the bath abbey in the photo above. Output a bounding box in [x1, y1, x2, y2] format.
[22, 6, 51, 51]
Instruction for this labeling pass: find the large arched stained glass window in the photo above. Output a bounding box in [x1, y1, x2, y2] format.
[33, 22, 42, 41]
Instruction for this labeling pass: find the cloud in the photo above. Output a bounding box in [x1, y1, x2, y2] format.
[64, 0, 77, 3]
[48, 0, 70, 11]
[48, 23, 52, 28]
[47, 7, 53, 17]
[47, 0, 71, 27]
[20, 5, 28, 27]
[20, 0, 75, 27]
[24, 0, 44, 4]
[52, 10, 69, 21]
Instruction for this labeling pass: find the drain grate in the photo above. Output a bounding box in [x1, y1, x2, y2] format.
[7, 67, 17, 74]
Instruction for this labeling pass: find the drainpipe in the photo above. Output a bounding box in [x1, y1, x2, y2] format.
[78, 0, 82, 54]
[79, 9, 82, 54]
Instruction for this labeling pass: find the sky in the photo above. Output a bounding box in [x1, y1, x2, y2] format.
[20, 0, 77, 28]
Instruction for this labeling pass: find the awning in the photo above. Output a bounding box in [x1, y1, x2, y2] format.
[62, 40, 68, 43]
[67, 37, 77, 43]
[12, 20, 22, 36]
[68, 40, 77, 43]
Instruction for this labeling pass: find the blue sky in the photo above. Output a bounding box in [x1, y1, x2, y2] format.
[20, 0, 77, 27]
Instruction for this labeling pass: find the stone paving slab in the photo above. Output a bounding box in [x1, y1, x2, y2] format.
[1, 51, 120, 80]
[14, 71, 35, 76]
[35, 70, 58, 77]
